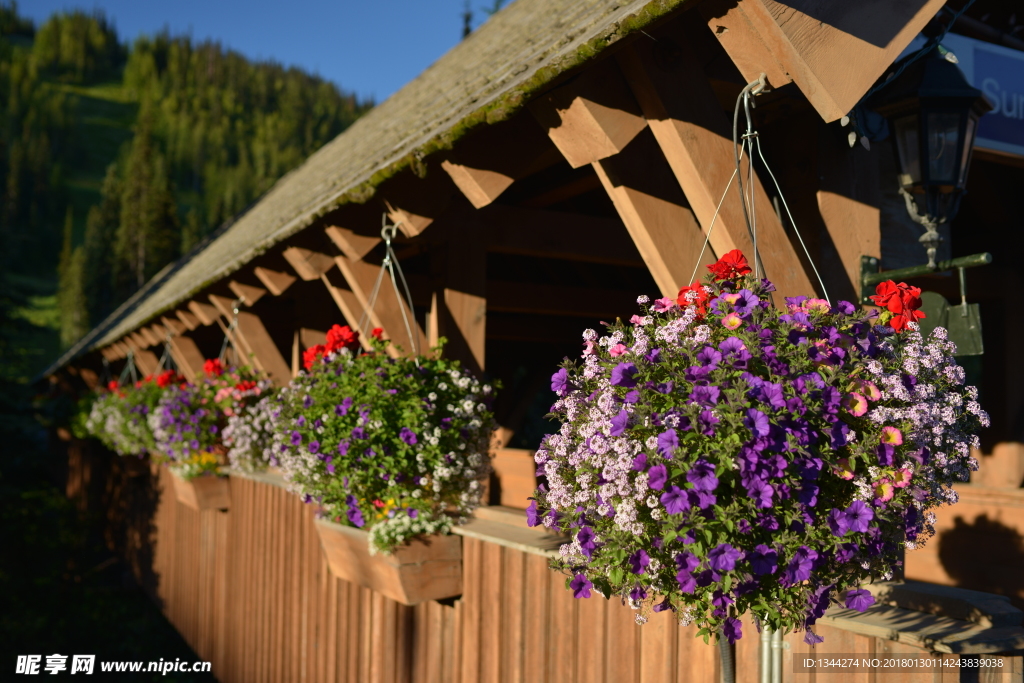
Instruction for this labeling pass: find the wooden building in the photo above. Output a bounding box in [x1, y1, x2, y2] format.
[48, 0, 1024, 680]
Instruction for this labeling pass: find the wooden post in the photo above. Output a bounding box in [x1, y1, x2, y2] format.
[617, 40, 818, 301]
[699, 0, 944, 122]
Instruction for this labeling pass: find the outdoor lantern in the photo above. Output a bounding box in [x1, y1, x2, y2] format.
[870, 46, 992, 267]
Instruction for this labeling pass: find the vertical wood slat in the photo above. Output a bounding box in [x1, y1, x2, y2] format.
[128, 465, 1024, 683]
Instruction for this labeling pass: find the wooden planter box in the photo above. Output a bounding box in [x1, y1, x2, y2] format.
[314, 518, 462, 605]
[170, 471, 231, 511]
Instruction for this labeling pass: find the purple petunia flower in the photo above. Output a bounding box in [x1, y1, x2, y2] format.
[551, 368, 571, 396]
[687, 459, 718, 491]
[845, 589, 875, 612]
[722, 617, 743, 644]
[804, 629, 825, 646]
[748, 544, 778, 575]
[631, 453, 648, 472]
[660, 486, 690, 514]
[290, 431, 302, 446]
[628, 549, 650, 574]
[338, 440, 350, 456]
[828, 508, 849, 536]
[675, 570, 697, 594]
[400, 427, 418, 445]
[303, 395, 314, 409]
[351, 427, 366, 440]
[308, 441, 320, 454]
[733, 289, 759, 315]
[609, 409, 629, 437]
[675, 551, 700, 573]
[647, 464, 668, 490]
[656, 429, 678, 458]
[690, 385, 721, 406]
[744, 408, 770, 437]
[610, 362, 638, 388]
[688, 489, 717, 510]
[345, 495, 364, 528]
[624, 390, 640, 404]
[696, 346, 722, 368]
[407, 508, 418, 519]
[526, 500, 540, 527]
[577, 526, 598, 559]
[696, 410, 719, 436]
[708, 543, 742, 571]
[782, 546, 818, 585]
[570, 574, 593, 599]
[644, 348, 662, 364]
[843, 500, 874, 533]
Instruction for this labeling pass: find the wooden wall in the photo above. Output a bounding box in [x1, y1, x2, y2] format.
[116, 466, 1019, 683]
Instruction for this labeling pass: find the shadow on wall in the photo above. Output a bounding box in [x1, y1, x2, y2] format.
[938, 514, 1024, 610]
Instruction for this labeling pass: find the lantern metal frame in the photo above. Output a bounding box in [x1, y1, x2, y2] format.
[869, 47, 992, 268]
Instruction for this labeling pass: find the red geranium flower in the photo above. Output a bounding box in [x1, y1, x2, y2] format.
[156, 370, 178, 388]
[325, 324, 360, 354]
[107, 380, 119, 392]
[303, 344, 326, 371]
[235, 380, 257, 393]
[203, 358, 224, 377]
[371, 327, 384, 340]
[869, 280, 925, 332]
[707, 249, 752, 281]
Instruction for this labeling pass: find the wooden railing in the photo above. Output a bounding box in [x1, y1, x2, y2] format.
[67, 447, 1024, 683]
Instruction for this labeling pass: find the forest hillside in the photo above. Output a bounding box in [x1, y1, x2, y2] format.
[0, 3, 372, 379]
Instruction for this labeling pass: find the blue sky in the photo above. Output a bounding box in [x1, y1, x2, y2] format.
[21, 0, 500, 102]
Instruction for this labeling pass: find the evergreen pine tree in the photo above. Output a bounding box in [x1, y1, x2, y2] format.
[82, 163, 120, 324]
[56, 207, 88, 347]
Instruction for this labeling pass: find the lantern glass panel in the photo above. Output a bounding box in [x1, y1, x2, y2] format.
[926, 111, 960, 184]
[959, 116, 976, 185]
[893, 115, 920, 186]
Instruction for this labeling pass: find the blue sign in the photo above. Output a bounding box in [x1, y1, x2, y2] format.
[941, 33, 1024, 158]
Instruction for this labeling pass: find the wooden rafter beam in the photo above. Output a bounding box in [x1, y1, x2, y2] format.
[439, 116, 561, 209]
[616, 40, 817, 300]
[382, 168, 455, 238]
[252, 266, 297, 296]
[176, 308, 200, 331]
[122, 336, 160, 376]
[282, 246, 336, 282]
[325, 226, 380, 262]
[700, 0, 944, 122]
[188, 300, 221, 326]
[227, 280, 267, 306]
[528, 60, 648, 169]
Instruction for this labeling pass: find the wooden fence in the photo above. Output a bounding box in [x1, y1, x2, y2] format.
[66, 446, 1024, 683]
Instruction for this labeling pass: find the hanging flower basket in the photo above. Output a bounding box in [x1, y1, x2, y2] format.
[313, 518, 462, 605]
[149, 359, 272, 479]
[170, 469, 231, 511]
[529, 250, 988, 645]
[81, 370, 184, 457]
[274, 325, 496, 556]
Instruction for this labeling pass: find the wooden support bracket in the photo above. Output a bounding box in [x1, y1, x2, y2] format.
[188, 300, 221, 326]
[176, 308, 200, 331]
[333, 255, 427, 359]
[617, 40, 817, 300]
[252, 266, 297, 296]
[208, 294, 291, 386]
[700, 0, 945, 122]
[228, 280, 268, 306]
[325, 226, 380, 262]
[282, 246, 336, 281]
[528, 60, 648, 169]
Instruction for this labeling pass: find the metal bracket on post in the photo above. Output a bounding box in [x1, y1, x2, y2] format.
[860, 252, 992, 304]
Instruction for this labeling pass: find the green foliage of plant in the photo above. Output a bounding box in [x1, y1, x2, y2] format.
[276, 335, 496, 554]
